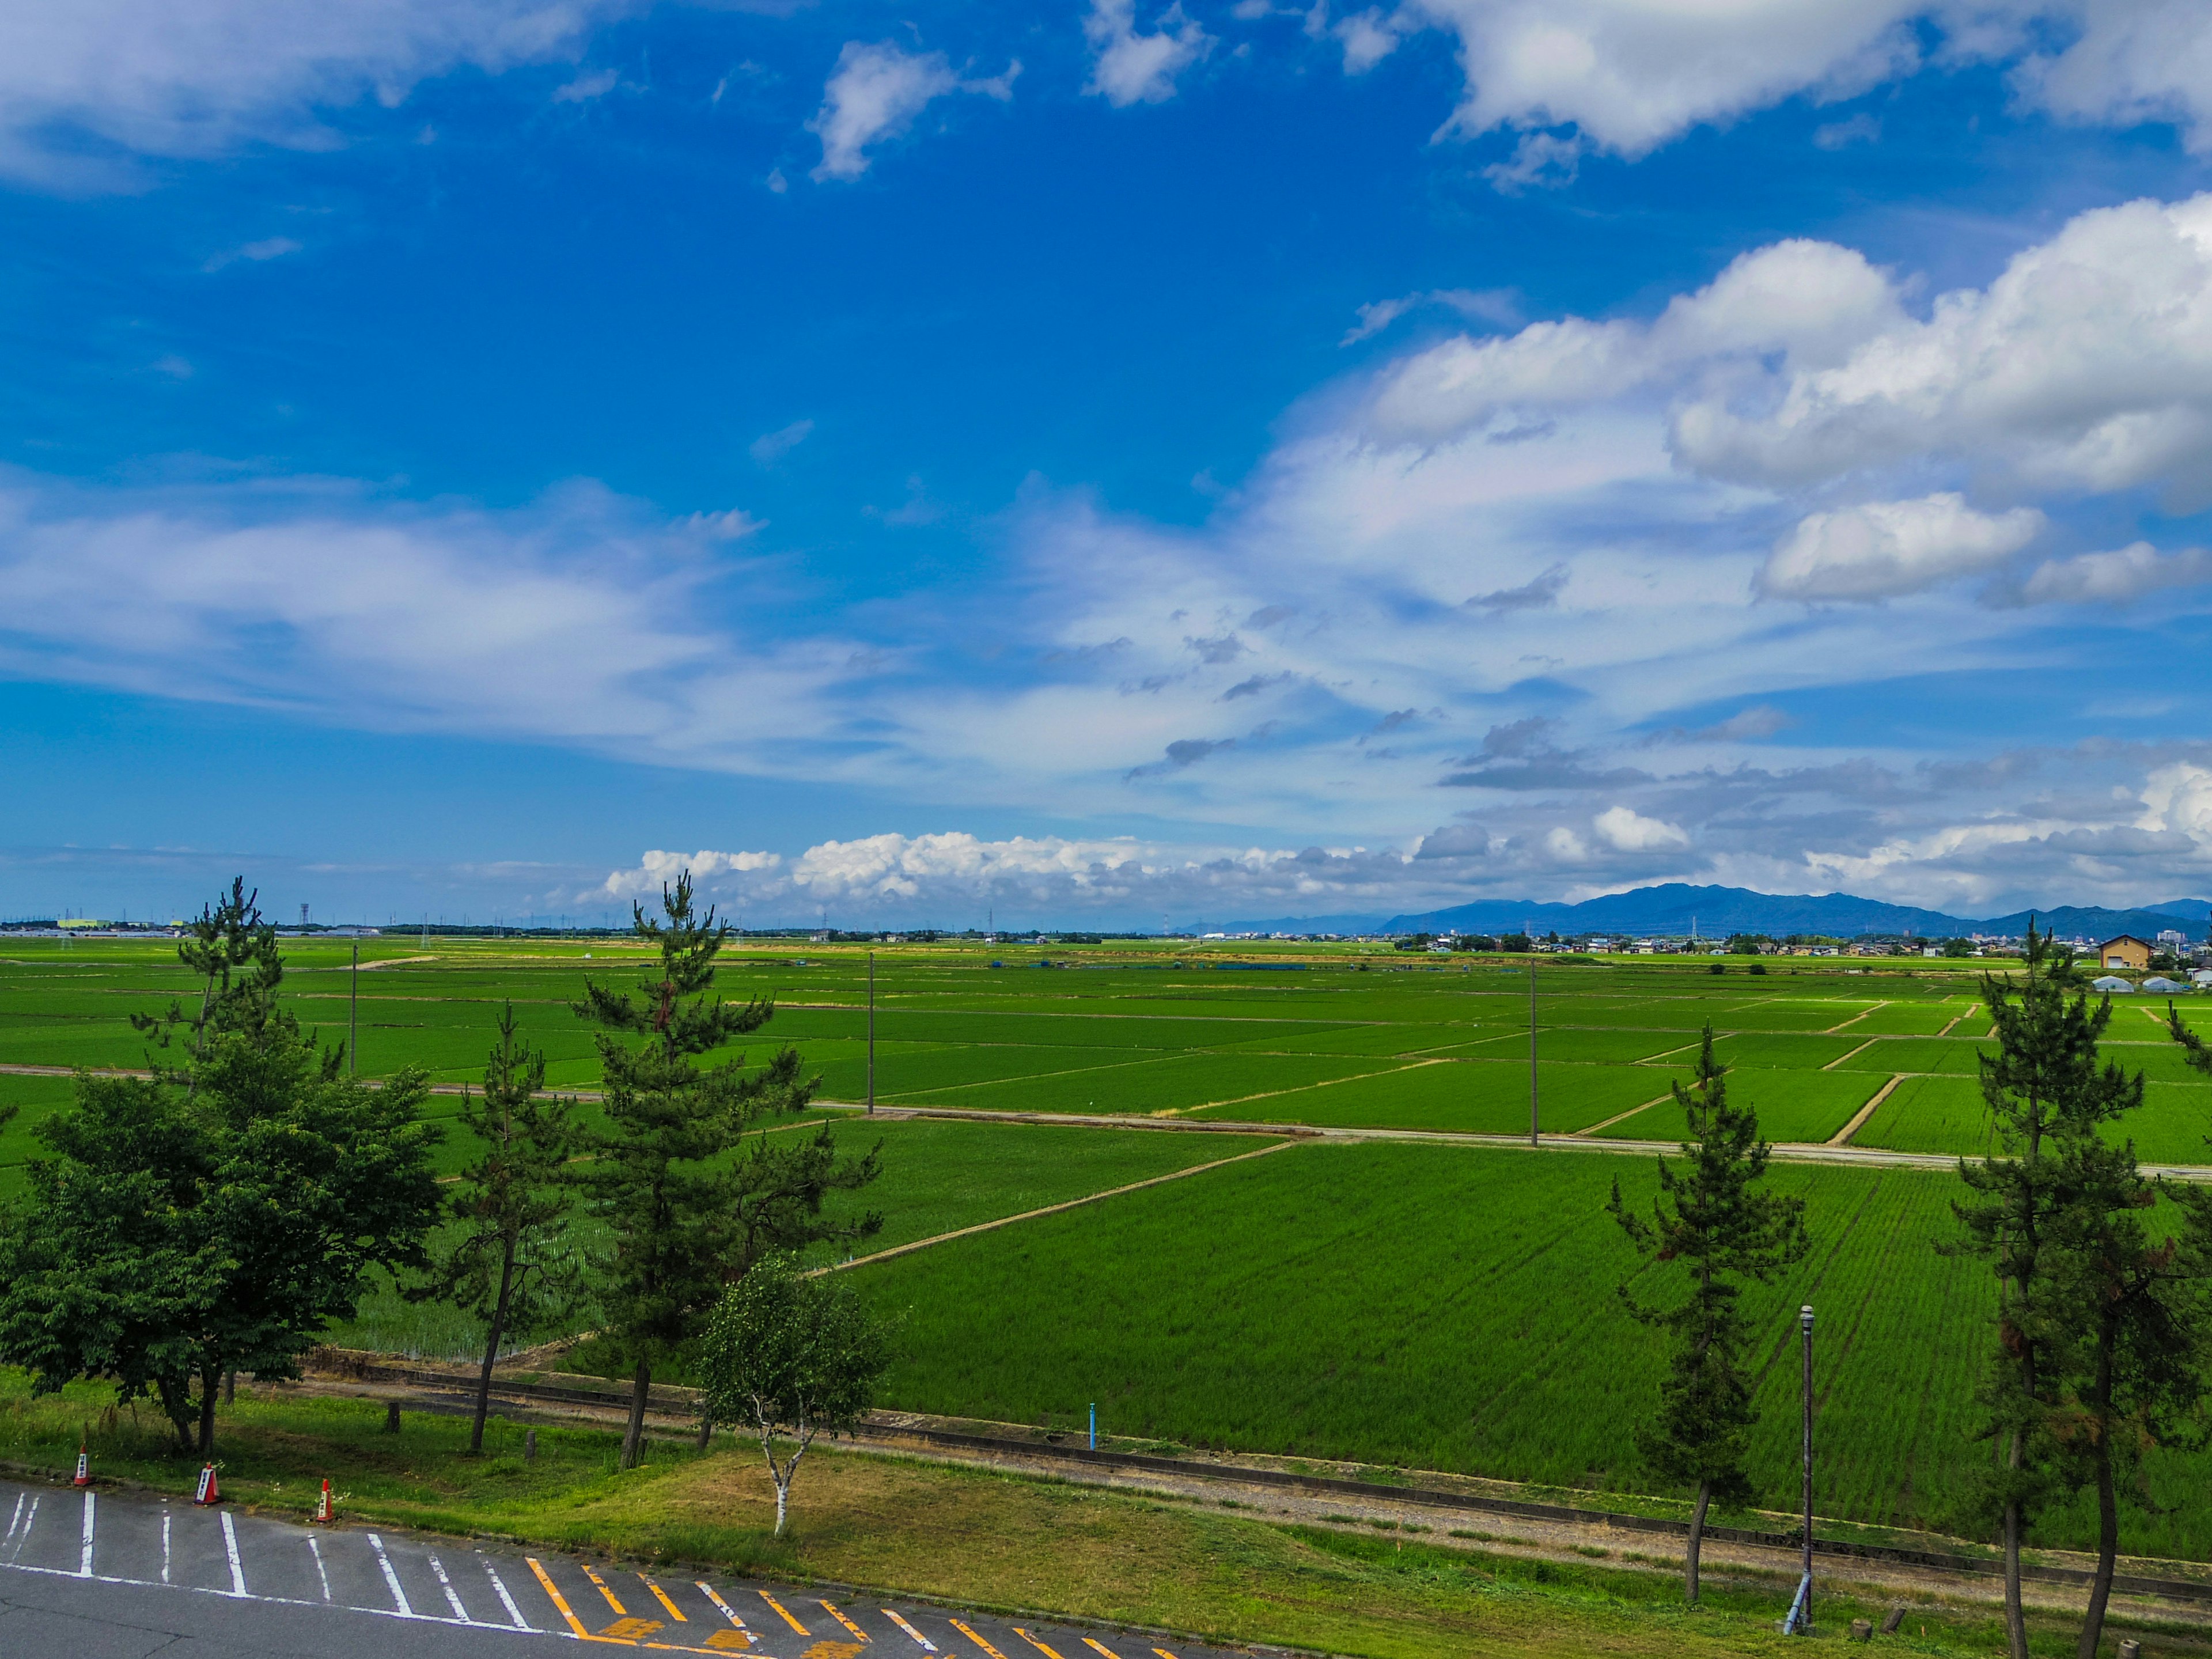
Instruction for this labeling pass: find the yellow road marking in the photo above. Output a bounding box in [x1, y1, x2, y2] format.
[820, 1600, 870, 1642]
[1013, 1628, 1067, 1659]
[604, 1617, 668, 1639]
[1082, 1641, 1121, 1659]
[702, 1635, 755, 1653]
[1152, 1649, 1180, 1658]
[950, 1619, 1008, 1659]
[698, 1583, 757, 1645]
[527, 1558, 592, 1638]
[760, 1590, 812, 1634]
[584, 1562, 631, 1615]
[882, 1609, 938, 1650]
[642, 1575, 688, 1621]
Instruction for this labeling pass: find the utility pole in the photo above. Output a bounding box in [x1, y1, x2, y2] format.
[866, 951, 876, 1116]
[349, 942, 359, 1077]
[1527, 924, 1539, 1146]
[1782, 1304, 1816, 1633]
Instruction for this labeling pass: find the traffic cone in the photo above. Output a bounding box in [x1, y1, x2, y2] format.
[311, 1479, 334, 1524]
[193, 1463, 221, 1506]
[71, 1445, 89, 1488]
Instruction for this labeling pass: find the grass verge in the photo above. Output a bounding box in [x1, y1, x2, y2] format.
[0, 1371, 2191, 1659]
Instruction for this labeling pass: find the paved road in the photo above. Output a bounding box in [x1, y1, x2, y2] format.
[0, 1479, 1234, 1659]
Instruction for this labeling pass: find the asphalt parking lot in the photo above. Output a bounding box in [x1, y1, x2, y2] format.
[0, 1478, 1237, 1659]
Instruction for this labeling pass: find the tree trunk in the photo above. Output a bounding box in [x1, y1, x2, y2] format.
[197, 1365, 218, 1457]
[621, 1355, 650, 1469]
[472, 1245, 519, 1456]
[773, 1475, 789, 1536]
[224, 1369, 236, 1404]
[2077, 1348, 2119, 1659]
[2002, 1464, 2028, 1659]
[696, 1415, 713, 1451]
[1685, 1479, 1709, 1605]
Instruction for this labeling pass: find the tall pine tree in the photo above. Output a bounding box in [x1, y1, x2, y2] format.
[412, 1003, 586, 1454]
[1948, 921, 2115, 1659]
[575, 872, 882, 1469]
[1608, 1025, 1808, 1605]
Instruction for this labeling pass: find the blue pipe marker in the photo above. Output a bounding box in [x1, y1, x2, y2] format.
[1089, 1403, 1096, 1450]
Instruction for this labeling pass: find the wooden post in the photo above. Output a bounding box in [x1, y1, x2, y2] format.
[1801, 1305, 1816, 1622]
[867, 951, 876, 1115]
[1528, 944, 1539, 1146]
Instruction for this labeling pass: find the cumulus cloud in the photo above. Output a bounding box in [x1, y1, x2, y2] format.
[1592, 804, 1688, 851]
[1084, 0, 1213, 107]
[0, 0, 630, 187]
[808, 40, 1018, 181]
[1759, 495, 2044, 603]
[1675, 195, 2212, 499]
[2012, 541, 2212, 607]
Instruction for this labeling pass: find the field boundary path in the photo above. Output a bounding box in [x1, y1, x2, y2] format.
[276, 1363, 2212, 1634]
[1829, 1076, 1906, 1145]
[816, 1137, 1301, 1273]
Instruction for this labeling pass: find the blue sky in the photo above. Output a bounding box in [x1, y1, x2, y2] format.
[6, 0, 2212, 929]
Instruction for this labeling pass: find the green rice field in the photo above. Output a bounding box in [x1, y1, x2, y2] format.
[7, 931, 2212, 1563]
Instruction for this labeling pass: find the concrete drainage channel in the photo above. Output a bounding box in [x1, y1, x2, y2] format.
[305, 1355, 2212, 1615]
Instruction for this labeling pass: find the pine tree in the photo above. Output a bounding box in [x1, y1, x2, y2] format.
[1946, 920, 2112, 1659]
[130, 878, 290, 1092]
[1608, 1024, 1808, 1605]
[574, 871, 881, 1469]
[412, 1003, 586, 1454]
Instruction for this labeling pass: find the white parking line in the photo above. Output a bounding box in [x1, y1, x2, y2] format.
[78, 1490, 94, 1577]
[161, 1510, 171, 1584]
[884, 1608, 940, 1650]
[428, 1553, 471, 1622]
[1, 1494, 22, 1551]
[483, 1560, 532, 1630]
[366, 1532, 412, 1616]
[219, 1510, 246, 1596]
[307, 1533, 332, 1601]
[9, 1495, 37, 1562]
[699, 1582, 757, 1645]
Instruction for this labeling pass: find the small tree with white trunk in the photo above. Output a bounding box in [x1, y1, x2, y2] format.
[698, 1252, 894, 1536]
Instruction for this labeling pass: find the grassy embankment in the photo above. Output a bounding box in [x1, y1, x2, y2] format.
[0, 1372, 2179, 1659]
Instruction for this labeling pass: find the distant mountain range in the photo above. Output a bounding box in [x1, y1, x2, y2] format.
[1221, 884, 2212, 941]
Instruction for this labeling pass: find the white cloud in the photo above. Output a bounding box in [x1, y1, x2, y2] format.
[2014, 1, 2212, 154]
[749, 419, 815, 466]
[551, 66, 618, 103]
[0, 471, 854, 770]
[202, 236, 304, 273]
[602, 848, 782, 898]
[1675, 194, 2212, 499]
[1760, 494, 2044, 603]
[808, 40, 1018, 181]
[0, 0, 631, 187]
[2016, 541, 2212, 607]
[1420, 0, 1924, 159]
[2141, 763, 2212, 841]
[1593, 805, 1688, 851]
[1334, 8, 1406, 73]
[1084, 0, 1214, 107]
[1342, 286, 1520, 346]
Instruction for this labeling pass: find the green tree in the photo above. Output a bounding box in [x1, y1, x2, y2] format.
[698, 1252, 895, 1535]
[0, 884, 441, 1455]
[129, 878, 290, 1090]
[2037, 1118, 2212, 1659]
[1607, 1026, 1808, 1605]
[575, 871, 882, 1469]
[411, 1003, 586, 1454]
[1946, 920, 2112, 1659]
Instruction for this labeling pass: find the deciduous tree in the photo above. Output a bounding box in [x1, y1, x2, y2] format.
[698, 1252, 894, 1535]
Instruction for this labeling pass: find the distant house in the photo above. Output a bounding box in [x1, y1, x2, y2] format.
[2194, 969, 2212, 988]
[2091, 974, 2138, 993]
[2098, 935, 2153, 971]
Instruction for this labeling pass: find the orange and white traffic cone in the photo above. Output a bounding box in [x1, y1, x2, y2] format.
[193, 1463, 221, 1506]
[311, 1479, 334, 1524]
[71, 1445, 89, 1488]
